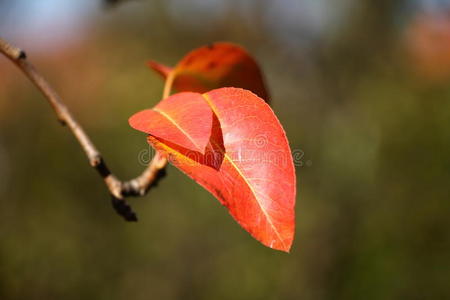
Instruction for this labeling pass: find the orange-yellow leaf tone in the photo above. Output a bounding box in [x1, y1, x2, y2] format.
[148, 42, 270, 102]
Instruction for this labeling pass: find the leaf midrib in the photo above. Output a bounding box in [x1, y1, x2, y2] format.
[202, 93, 286, 249]
[153, 107, 202, 151]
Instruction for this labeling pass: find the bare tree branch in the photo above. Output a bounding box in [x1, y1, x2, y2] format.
[0, 37, 168, 221]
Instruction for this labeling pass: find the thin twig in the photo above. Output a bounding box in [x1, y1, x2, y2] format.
[0, 37, 168, 221]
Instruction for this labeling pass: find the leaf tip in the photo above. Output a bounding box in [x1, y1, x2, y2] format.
[147, 60, 172, 78]
[265, 236, 293, 253]
[128, 109, 152, 133]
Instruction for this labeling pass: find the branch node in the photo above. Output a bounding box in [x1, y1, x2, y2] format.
[91, 154, 103, 168]
[148, 167, 167, 189]
[18, 50, 26, 60]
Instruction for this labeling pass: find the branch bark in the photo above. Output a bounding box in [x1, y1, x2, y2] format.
[0, 37, 168, 221]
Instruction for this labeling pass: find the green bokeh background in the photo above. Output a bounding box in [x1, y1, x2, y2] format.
[0, 0, 449, 299]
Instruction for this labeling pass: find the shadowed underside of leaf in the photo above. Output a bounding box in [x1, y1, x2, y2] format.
[148, 42, 270, 102]
[146, 88, 295, 252]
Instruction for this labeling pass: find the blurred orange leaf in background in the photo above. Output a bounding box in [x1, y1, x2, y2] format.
[405, 12, 450, 82]
[148, 42, 270, 102]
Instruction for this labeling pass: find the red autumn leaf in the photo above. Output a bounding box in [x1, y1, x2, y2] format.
[129, 92, 213, 153]
[147, 42, 270, 102]
[130, 88, 295, 252]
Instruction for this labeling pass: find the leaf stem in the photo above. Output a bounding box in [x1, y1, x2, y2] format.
[162, 71, 175, 99]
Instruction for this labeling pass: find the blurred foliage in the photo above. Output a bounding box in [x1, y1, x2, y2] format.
[0, 0, 449, 299]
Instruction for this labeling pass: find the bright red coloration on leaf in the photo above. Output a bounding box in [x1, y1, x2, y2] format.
[129, 92, 213, 153]
[132, 88, 295, 252]
[148, 42, 270, 102]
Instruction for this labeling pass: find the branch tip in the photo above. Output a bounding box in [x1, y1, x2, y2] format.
[111, 197, 138, 222]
